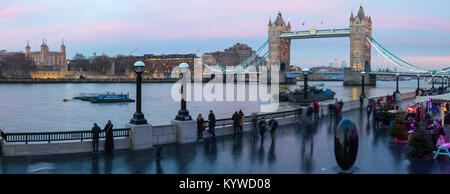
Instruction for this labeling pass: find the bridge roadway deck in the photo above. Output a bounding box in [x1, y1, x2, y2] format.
[1, 100, 449, 174]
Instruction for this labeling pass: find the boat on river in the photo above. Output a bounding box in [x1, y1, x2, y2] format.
[73, 92, 135, 103]
[280, 84, 336, 104]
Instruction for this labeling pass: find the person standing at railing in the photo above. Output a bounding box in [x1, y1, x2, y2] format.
[238, 110, 244, 135]
[197, 114, 206, 142]
[208, 110, 216, 139]
[104, 120, 114, 153]
[232, 111, 240, 135]
[91, 123, 101, 154]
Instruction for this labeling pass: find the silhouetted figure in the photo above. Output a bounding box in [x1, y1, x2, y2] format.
[208, 110, 216, 139]
[238, 110, 244, 134]
[312, 101, 319, 120]
[104, 120, 114, 153]
[91, 123, 101, 154]
[258, 117, 267, 141]
[197, 114, 205, 142]
[232, 111, 240, 135]
[268, 116, 278, 142]
[251, 113, 258, 140]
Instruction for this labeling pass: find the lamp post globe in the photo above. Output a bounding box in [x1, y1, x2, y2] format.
[175, 63, 192, 121]
[130, 61, 148, 125]
[302, 68, 309, 101]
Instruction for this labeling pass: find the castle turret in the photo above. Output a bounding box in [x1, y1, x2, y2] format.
[25, 41, 30, 57]
[60, 39, 66, 54]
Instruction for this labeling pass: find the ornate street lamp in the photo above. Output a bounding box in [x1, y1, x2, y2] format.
[302, 68, 309, 100]
[175, 63, 192, 121]
[395, 73, 400, 93]
[130, 61, 148, 125]
[441, 76, 445, 89]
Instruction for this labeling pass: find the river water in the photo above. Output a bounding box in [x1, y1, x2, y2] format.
[0, 80, 432, 131]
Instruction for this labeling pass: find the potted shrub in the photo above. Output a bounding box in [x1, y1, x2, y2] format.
[389, 111, 408, 141]
[407, 122, 434, 158]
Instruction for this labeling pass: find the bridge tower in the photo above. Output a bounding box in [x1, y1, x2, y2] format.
[268, 10, 291, 83]
[345, 4, 376, 85]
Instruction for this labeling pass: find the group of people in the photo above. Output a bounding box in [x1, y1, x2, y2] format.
[195, 110, 279, 142]
[196, 110, 217, 142]
[252, 115, 278, 142]
[90, 120, 114, 154]
[327, 99, 344, 121]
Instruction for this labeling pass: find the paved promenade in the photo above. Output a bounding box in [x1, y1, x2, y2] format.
[1, 106, 449, 174]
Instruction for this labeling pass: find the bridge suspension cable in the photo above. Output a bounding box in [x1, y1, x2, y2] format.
[202, 40, 269, 73]
[365, 35, 429, 73]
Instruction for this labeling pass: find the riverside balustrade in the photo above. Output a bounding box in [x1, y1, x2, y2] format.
[0, 128, 130, 144]
[204, 109, 300, 129]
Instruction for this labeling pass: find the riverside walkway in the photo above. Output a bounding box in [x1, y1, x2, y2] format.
[1, 106, 449, 174]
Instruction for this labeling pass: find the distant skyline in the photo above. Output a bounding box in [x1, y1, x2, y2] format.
[1, 0, 450, 70]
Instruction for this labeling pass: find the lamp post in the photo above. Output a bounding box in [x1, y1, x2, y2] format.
[416, 74, 420, 96]
[130, 61, 148, 125]
[395, 73, 400, 93]
[441, 76, 444, 89]
[175, 63, 192, 121]
[303, 68, 309, 101]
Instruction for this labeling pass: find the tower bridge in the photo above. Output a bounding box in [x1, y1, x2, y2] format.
[201, 3, 449, 84]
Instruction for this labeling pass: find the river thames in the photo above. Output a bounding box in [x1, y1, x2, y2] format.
[0, 80, 432, 131]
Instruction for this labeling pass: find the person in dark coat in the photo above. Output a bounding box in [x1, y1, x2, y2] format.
[197, 114, 205, 141]
[104, 120, 114, 153]
[208, 110, 216, 139]
[268, 116, 278, 142]
[232, 111, 239, 135]
[91, 123, 101, 153]
[251, 113, 258, 140]
[238, 110, 244, 134]
[258, 117, 267, 140]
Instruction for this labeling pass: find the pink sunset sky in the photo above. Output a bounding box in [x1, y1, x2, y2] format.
[0, 0, 449, 70]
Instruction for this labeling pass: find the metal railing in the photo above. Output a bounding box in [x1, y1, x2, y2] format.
[0, 128, 130, 144]
[204, 109, 301, 129]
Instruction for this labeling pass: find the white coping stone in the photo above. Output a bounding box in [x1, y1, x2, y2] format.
[172, 120, 197, 144]
[127, 123, 153, 150]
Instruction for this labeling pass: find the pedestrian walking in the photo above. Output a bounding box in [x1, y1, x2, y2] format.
[232, 111, 240, 135]
[312, 101, 319, 120]
[258, 117, 267, 140]
[91, 123, 101, 154]
[238, 110, 244, 134]
[197, 114, 205, 141]
[366, 103, 372, 118]
[268, 116, 278, 142]
[208, 110, 216, 139]
[104, 120, 114, 153]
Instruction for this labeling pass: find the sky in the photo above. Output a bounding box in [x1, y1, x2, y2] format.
[0, 0, 449, 70]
